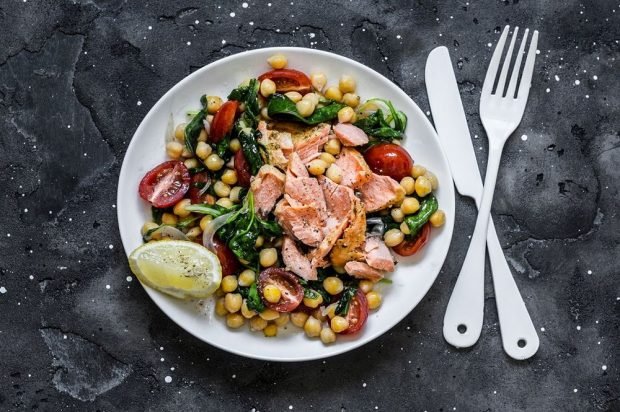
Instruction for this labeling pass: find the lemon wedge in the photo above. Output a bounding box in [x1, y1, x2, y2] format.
[128, 240, 222, 300]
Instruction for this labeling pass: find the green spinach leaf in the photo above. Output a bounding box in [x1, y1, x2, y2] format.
[267, 94, 346, 125]
[185, 203, 239, 218]
[335, 286, 357, 316]
[184, 109, 206, 154]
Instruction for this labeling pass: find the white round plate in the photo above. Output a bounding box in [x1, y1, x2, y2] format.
[117, 47, 455, 362]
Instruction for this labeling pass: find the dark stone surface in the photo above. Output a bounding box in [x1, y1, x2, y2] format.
[0, 0, 618, 410]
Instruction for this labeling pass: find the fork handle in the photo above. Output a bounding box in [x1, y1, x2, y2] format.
[487, 220, 540, 359]
[443, 143, 503, 348]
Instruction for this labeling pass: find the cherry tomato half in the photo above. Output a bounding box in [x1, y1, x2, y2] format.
[363, 143, 414, 181]
[210, 100, 239, 143]
[341, 289, 369, 334]
[392, 222, 431, 257]
[258, 268, 304, 312]
[138, 160, 190, 208]
[188, 171, 212, 204]
[258, 69, 313, 94]
[234, 149, 252, 188]
[210, 235, 241, 277]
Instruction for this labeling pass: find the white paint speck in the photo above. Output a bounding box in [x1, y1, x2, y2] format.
[229, 12, 235, 17]
[576, 325, 581, 330]
[555, 75, 560, 81]
[593, 75, 598, 80]
[363, 382, 367, 387]
[242, 2, 249, 8]
[164, 376, 172, 383]
[29, 275, 34, 280]
[195, 20, 199, 24]
[396, 34, 402, 39]
[105, 284, 111, 290]
[137, 101, 142, 106]
[0, 287, 7, 294]
[573, 388, 578, 393]
[546, 88, 550, 93]
[487, 43, 492, 47]
[186, 41, 191, 46]
[108, 244, 114, 249]
[222, 39, 226, 44]
[574, 80, 580, 85]
[521, 134, 528, 141]
[148, 26, 152, 30]
[540, 327, 546, 332]
[63, 335, 67, 339]
[249, 21, 254, 25]
[289, 406, 293, 410]
[587, 270, 592, 274]
[232, 374, 236, 379]
[536, 49, 540, 54]
[602, 365, 607, 371]
[160, 357, 164, 362]
[426, 111, 430, 116]
[6, 233, 10, 237]
[126, 276, 132, 282]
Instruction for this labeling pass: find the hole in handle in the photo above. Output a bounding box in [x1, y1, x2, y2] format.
[457, 324, 467, 334]
[517, 339, 527, 348]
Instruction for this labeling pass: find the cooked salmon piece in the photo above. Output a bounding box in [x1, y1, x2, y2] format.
[334, 148, 372, 188]
[364, 236, 395, 271]
[330, 197, 367, 268]
[281, 236, 317, 280]
[285, 176, 327, 216]
[309, 217, 351, 268]
[251, 165, 285, 217]
[359, 172, 406, 212]
[333, 123, 369, 146]
[258, 121, 294, 169]
[274, 199, 324, 247]
[293, 123, 331, 163]
[344, 261, 385, 282]
[287, 152, 309, 178]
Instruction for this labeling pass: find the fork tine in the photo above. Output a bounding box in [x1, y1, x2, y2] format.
[495, 27, 519, 96]
[506, 28, 529, 99]
[482, 25, 510, 96]
[517, 30, 539, 100]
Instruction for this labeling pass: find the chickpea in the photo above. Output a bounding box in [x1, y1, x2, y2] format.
[291, 311, 309, 328]
[259, 308, 280, 321]
[324, 138, 341, 155]
[206, 96, 223, 114]
[401, 197, 420, 215]
[384, 228, 405, 247]
[181, 147, 193, 158]
[161, 213, 178, 226]
[195, 141, 212, 160]
[400, 221, 411, 235]
[284, 91, 303, 103]
[184, 158, 199, 169]
[296, 99, 315, 117]
[259, 248, 278, 267]
[221, 275, 238, 293]
[274, 313, 290, 327]
[366, 291, 382, 310]
[263, 324, 278, 337]
[415, 175, 432, 197]
[320, 327, 337, 344]
[302, 92, 320, 106]
[213, 181, 231, 198]
[263, 284, 282, 303]
[310, 72, 327, 91]
[313, 308, 327, 323]
[197, 128, 208, 143]
[219, 170, 237, 187]
[172, 198, 191, 218]
[250, 316, 268, 331]
[303, 293, 323, 309]
[224, 293, 243, 313]
[400, 176, 415, 195]
[324, 86, 343, 102]
[238, 269, 256, 287]
[174, 123, 187, 141]
[205, 154, 224, 171]
[141, 222, 159, 236]
[255, 235, 265, 248]
[337, 106, 356, 123]
[323, 277, 344, 295]
[325, 164, 343, 184]
[267, 54, 287, 69]
[186, 227, 202, 240]
[330, 316, 350, 333]
[226, 313, 245, 328]
[324, 303, 338, 319]
[216, 197, 233, 208]
[240, 299, 256, 319]
[358, 280, 374, 294]
[391, 207, 405, 223]
[166, 141, 184, 159]
[319, 152, 336, 165]
[303, 316, 321, 337]
[229, 186, 243, 203]
[199, 215, 213, 231]
[411, 164, 427, 178]
[307, 159, 328, 176]
[260, 107, 271, 120]
[430, 210, 446, 228]
[338, 75, 356, 93]
[425, 170, 439, 190]
[260, 78, 277, 97]
[229, 138, 241, 152]
[342, 93, 360, 108]
[215, 297, 228, 316]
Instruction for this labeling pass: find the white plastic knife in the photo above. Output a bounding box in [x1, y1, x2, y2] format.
[425, 46, 539, 359]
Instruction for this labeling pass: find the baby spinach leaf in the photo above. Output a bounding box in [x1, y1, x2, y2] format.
[228, 79, 260, 119]
[184, 109, 206, 154]
[246, 283, 265, 312]
[267, 94, 345, 125]
[185, 204, 239, 218]
[335, 286, 357, 316]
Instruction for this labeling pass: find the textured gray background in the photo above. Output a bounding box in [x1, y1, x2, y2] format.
[0, 0, 618, 411]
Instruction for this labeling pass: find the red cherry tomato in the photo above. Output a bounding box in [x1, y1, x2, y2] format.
[258, 268, 304, 312]
[210, 100, 239, 143]
[363, 143, 414, 181]
[234, 149, 252, 188]
[138, 161, 190, 208]
[188, 172, 212, 204]
[258, 69, 313, 94]
[392, 223, 431, 257]
[341, 289, 369, 334]
[210, 236, 241, 277]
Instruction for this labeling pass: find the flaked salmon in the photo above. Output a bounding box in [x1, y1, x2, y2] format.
[334, 148, 372, 188]
[251, 165, 285, 217]
[293, 123, 331, 163]
[284, 176, 327, 216]
[344, 261, 385, 282]
[287, 152, 309, 178]
[359, 172, 405, 212]
[330, 197, 367, 268]
[364, 236, 395, 271]
[281, 236, 317, 280]
[333, 123, 369, 146]
[274, 198, 324, 247]
[258, 121, 294, 169]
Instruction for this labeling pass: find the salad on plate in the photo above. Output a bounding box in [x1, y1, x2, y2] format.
[128, 53, 446, 345]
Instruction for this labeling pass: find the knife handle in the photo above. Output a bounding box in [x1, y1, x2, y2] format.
[487, 219, 539, 360]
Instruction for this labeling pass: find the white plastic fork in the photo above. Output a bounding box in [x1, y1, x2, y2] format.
[443, 25, 539, 349]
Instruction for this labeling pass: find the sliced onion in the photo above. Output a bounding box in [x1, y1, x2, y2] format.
[202, 211, 235, 251]
[366, 217, 385, 236]
[196, 175, 212, 199]
[202, 118, 211, 135]
[145, 225, 188, 242]
[321, 303, 338, 317]
[165, 113, 175, 143]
